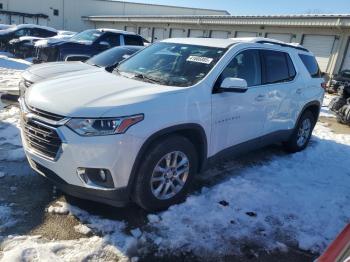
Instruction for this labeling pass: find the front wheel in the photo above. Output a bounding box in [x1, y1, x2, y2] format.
[133, 135, 198, 211]
[284, 111, 316, 153]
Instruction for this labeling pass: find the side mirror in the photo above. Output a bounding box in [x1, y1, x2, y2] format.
[218, 77, 248, 93]
[98, 41, 111, 49]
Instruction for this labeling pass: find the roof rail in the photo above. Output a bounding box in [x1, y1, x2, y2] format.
[255, 40, 309, 52]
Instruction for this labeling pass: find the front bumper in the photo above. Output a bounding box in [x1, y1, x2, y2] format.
[29, 159, 130, 207]
[19, 103, 144, 206]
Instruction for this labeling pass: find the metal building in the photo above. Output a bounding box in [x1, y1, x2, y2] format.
[83, 14, 350, 76]
[0, 0, 228, 31]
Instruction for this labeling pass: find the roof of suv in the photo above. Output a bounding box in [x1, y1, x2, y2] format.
[162, 37, 309, 52]
[96, 28, 138, 35]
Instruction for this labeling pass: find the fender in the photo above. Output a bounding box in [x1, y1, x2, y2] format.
[294, 100, 321, 129]
[125, 123, 208, 196]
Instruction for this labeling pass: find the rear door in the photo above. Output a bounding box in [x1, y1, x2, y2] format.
[260, 49, 299, 134]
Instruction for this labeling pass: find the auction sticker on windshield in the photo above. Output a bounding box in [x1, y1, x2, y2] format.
[186, 56, 213, 64]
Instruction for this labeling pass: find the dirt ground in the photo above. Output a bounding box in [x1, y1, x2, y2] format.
[1, 95, 349, 261]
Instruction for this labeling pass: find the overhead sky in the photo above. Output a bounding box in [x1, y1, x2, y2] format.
[121, 0, 350, 15]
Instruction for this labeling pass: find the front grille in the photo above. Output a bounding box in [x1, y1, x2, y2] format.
[27, 105, 64, 122]
[22, 118, 62, 160]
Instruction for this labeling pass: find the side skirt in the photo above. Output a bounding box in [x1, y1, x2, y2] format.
[203, 129, 293, 171]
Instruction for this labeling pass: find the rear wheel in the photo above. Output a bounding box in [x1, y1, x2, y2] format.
[284, 111, 316, 153]
[133, 135, 198, 211]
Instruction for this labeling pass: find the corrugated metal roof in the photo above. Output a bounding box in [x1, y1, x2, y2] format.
[82, 14, 350, 28]
[94, 0, 230, 15]
[84, 14, 350, 19]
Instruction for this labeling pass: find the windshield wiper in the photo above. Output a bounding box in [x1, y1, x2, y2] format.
[133, 73, 165, 85]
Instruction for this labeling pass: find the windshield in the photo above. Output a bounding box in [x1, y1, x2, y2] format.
[86, 47, 139, 67]
[70, 29, 102, 44]
[116, 42, 226, 87]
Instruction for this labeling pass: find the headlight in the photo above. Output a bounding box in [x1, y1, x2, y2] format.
[66, 114, 144, 136]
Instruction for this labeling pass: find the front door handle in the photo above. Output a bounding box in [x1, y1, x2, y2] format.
[296, 88, 302, 94]
[255, 94, 265, 101]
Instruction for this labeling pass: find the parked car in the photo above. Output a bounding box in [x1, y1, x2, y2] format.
[19, 45, 143, 96]
[328, 69, 350, 94]
[0, 24, 57, 51]
[33, 28, 144, 63]
[0, 24, 13, 30]
[20, 37, 325, 211]
[9, 31, 76, 58]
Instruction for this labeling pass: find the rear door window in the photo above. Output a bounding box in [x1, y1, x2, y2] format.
[99, 33, 120, 47]
[261, 50, 295, 84]
[124, 35, 144, 46]
[298, 54, 321, 78]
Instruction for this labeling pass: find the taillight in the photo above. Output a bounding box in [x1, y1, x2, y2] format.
[321, 82, 327, 90]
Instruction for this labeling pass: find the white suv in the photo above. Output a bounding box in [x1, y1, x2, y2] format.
[20, 37, 325, 211]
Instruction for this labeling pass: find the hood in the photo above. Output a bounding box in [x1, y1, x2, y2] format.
[22, 61, 95, 83]
[25, 70, 185, 117]
[36, 38, 90, 48]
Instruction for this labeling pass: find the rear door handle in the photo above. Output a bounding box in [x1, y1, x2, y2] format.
[255, 94, 265, 101]
[296, 88, 302, 94]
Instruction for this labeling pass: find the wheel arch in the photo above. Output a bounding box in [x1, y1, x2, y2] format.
[295, 100, 321, 128]
[126, 123, 208, 195]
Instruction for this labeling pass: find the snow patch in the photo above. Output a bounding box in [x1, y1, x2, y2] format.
[74, 224, 92, 235]
[0, 235, 128, 261]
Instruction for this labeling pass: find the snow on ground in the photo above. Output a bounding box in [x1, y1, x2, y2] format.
[320, 93, 336, 118]
[0, 235, 129, 262]
[0, 107, 25, 161]
[0, 52, 31, 95]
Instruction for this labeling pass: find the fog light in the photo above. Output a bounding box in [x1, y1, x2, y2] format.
[76, 167, 114, 189]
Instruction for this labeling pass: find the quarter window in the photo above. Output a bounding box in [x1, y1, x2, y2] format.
[298, 54, 321, 78]
[218, 49, 261, 87]
[262, 50, 295, 84]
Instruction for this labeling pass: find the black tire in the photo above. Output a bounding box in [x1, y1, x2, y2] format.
[133, 135, 198, 211]
[329, 97, 346, 112]
[284, 111, 316, 153]
[337, 104, 350, 124]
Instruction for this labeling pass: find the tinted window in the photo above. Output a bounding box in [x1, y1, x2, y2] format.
[286, 54, 296, 79]
[71, 29, 103, 44]
[262, 50, 294, 84]
[86, 47, 140, 67]
[299, 54, 321, 78]
[124, 35, 144, 46]
[41, 29, 56, 37]
[14, 29, 30, 37]
[98, 33, 120, 47]
[218, 49, 261, 87]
